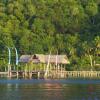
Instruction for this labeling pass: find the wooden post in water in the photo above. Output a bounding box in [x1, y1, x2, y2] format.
[61, 64, 63, 78]
[60, 64, 63, 78]
[52, 64, 55, 78]
[16, 65, 19, 79]
[29, 71, 32, 79]
[44, 52, 51, 78]
[8, 64, 11, 78]
[24, 64, 27, 78]
[38, 72, 40, 79]
[7, 64, 9, 77]
[56, 52, 58, 78]
[22, 71, 25, 78]
[17, 71, 18, 79]
[63, 65, 66, 78]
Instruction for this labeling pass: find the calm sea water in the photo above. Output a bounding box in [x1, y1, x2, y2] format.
[0, 79, 100, 100]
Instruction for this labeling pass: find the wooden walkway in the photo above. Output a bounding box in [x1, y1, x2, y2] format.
[0, 71, 100, 79]
[65, 71, 100, 78]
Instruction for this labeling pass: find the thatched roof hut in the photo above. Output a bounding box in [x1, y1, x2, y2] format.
[19, 54, 70, 64]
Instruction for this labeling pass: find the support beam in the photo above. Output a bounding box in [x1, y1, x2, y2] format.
[44, 52, 51, 78]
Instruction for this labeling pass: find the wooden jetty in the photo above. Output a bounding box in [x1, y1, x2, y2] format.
[0, 71, 100, 79]
[65, 71, 100, 78]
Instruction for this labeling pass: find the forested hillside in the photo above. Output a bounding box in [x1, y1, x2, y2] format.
[0, 0, 100, 70]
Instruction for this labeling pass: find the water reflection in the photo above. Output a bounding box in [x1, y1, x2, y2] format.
[0, 80, 100, 100]
[87, 84, 99, 100]
[41, 84, 64, 100]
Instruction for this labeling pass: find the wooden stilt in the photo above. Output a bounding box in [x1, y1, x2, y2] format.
[7, 64, 11, 78]
[38, 72, 40, 79]
[17, 71, 18, 79]
[44, 53, 51, 78]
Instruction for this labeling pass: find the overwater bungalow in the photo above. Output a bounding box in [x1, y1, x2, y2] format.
[18, 54, 70, 78]
[19, 54, 70, 78]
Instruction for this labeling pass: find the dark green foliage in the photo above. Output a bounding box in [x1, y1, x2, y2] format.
[0, 0, 100, 70]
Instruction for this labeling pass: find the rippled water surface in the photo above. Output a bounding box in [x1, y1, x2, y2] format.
[0, 79, 100, 100]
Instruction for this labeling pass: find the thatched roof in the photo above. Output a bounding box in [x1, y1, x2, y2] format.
[19, 54, 70, 64]
[19, 55, 31, 63]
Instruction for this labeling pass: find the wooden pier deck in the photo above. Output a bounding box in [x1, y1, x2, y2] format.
[0, 71, 100, 79]
[65, 71, 100, 78]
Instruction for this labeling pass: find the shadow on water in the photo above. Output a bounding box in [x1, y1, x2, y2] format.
[0, 79, 100, 100]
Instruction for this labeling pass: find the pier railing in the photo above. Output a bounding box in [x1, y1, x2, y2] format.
[0, 71, 100, 79]
[65, 71, 100, 78]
